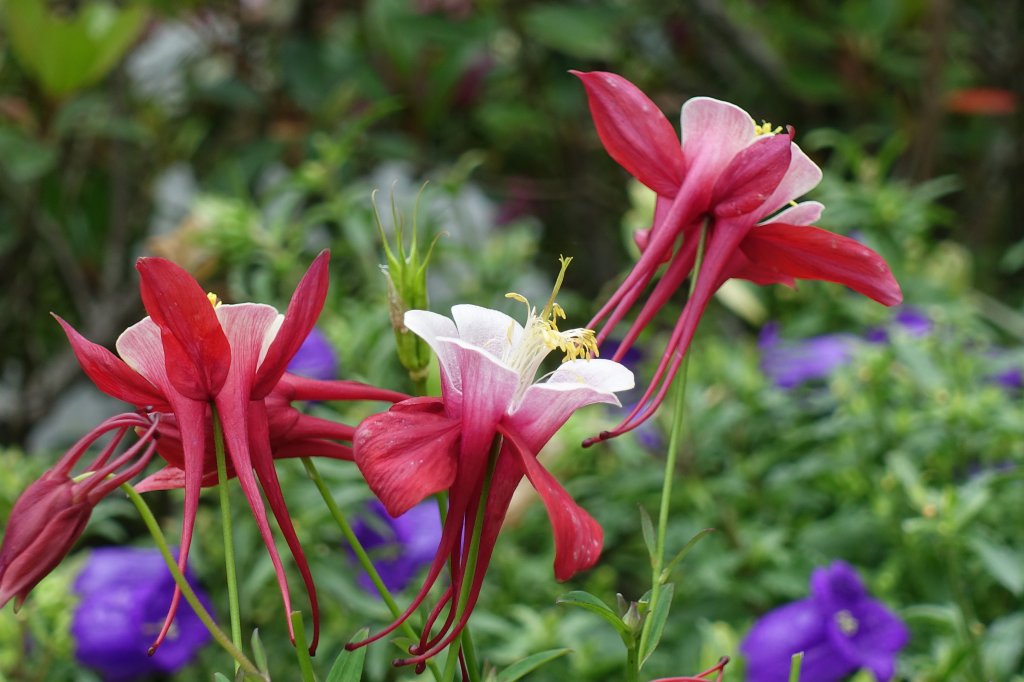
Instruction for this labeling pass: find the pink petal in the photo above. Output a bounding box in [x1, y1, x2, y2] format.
[740, 224, 903, 306]
[445, 338, 519, 460]
[353, 404, 461, 517]
[571, 71, 685, 196]
[276, 373, 408, 404]
[711, 132, 793, 219]
[54, 315, 166, 408]
[756, 143, 822, 218]
[500, 425, 603, 580]
[761, 200, 824, 226]
[252, 251, 330, 399]
[679, 97, 757, 181]
[136, 258, 231, 400]
[509, 360, 633, 451]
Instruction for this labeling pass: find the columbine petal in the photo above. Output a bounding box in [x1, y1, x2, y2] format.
[679, 97, 756, 180]
[763, 200, 824, 226]
[500, 426, 602, 580]
[404, 309, 461, 392]
[710, 132, 793, 219]
[756, 143, 823, 217]
[740, 224, 903, 306]
[136, 258, 231, 400]
[354, 403, 461, 517]
[509, 359, 633, 450]
[571, 71, 685, 196]
[252, 250, 331, 399]
[54, 315, 166, 408]
[451, 304, 522, 362]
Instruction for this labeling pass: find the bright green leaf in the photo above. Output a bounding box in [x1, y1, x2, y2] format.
[661, 529, 716, 584]
[639, 583, 674, 667]
[326, 628, 370, 682]
[556, 590, 632, 643]
[968, 536, 1024, 596]
[496, 648, 572, 682]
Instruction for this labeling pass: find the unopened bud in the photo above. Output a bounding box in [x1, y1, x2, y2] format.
[622, 600, 643, 633]
[0, 473, 92, 610]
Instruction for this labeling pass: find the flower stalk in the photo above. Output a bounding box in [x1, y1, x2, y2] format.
[212, 408, 243, 668]
[637, 221, 708, 667]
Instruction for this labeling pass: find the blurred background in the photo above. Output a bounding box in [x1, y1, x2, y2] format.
[0, 0, 1022, 680]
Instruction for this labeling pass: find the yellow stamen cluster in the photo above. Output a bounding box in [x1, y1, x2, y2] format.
[754, 120, 782, 136]
[503, 256, 598, 402]
[206, 292, 222, 308]
[505, 255, 598, 365]
[835, 609, 859, 636]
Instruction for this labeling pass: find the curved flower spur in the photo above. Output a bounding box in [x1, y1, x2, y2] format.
[45, 250, 406, 655]
[350, 257, 634, 669]
[573, 71, 902, 443]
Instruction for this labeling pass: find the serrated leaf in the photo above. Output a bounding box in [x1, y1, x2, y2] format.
[251, 628, 269, 673]
[638, 505, 656, 568]
[496, 648, 572, 682]
[660, 529, 715, 584]
[326, 628, 371, 682]
[968, 536, 1024, 596]
[639, 583, 674, 666]
[556, 590, 631, 642]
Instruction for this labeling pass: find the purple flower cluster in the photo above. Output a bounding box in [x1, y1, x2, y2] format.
[350, 500, 443, 593]
[741, 561, 908, 682]
[72, 547, 212, 682]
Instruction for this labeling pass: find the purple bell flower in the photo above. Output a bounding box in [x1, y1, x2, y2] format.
[865, 306, 933, 343]
[350, 500, 442, 594]
[759, 323, 859, 389]
[741, 561, 908, 682]
[72, 547, 212, 682]
[287, 327, 339, 381]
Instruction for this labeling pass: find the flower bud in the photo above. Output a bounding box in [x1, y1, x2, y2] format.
[0, 473, 92, 610]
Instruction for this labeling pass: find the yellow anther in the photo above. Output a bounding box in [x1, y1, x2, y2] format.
[505, 292, 528, 304]
[754, 120, 782, 136]
[206, 292, 222, 308]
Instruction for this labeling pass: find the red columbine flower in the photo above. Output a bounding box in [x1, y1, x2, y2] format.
[50, 250, 362, 653]
[573, 71, 902, 443]
[350, 258, 634, 668]
[0, 413, 160, 609]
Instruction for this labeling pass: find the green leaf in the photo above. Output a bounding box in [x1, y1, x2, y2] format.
[326, 628, 370, 682]
[638, 505, 656, 568]
[556, 590, 632, 642]
[4, 0, 147, 97]
[660, 529, 715, 584]
[968, 536, 1024, 596]
[214, 674, 232, 682]
[638, 583, 674, 667]
[250, 629, 269, 673]
[496, 648, 572, 682]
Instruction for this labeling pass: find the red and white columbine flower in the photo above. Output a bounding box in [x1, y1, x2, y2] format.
[351, 258, 634, 668]
[574, 71, 902, 443]
[50, 251, 405, 653]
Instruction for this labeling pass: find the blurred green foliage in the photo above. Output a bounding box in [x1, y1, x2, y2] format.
[0, 0, 1021, 680]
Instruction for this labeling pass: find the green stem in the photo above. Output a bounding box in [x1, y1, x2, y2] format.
[637, 220, 709, 663]
[301, 457, 443, 681]
[625, 642, 640, 682]
[788, 652, 804, 682]
[460, 628, 482, 682]
[119, 483, 265, 679]
[440, 436, 501, 682]
[290, 611, 317, 682]
[212, 409, 243, 667]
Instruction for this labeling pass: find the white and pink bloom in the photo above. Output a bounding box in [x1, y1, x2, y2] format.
[350, 258, 634, 668]
[574, 71, 902, 443]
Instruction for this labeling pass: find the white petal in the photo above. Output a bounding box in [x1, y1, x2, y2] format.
[405, 309, 461, 391]
[758, 143, 822, 216]
[451, 304, 523, 361]
[763, 200, 825, 226]
[546, 358, 635, 395]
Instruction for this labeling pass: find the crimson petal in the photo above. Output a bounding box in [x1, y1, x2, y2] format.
[136, 258, 230, 400]
[54, 315, 166, 408]
[353, 403, 461, 517]
[740, 224, 903, 306]
[710, 132, 792, 219]
[572, 70, 686, 196]
[252, 251, 331, 399]
[500, 425, 603, 580]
